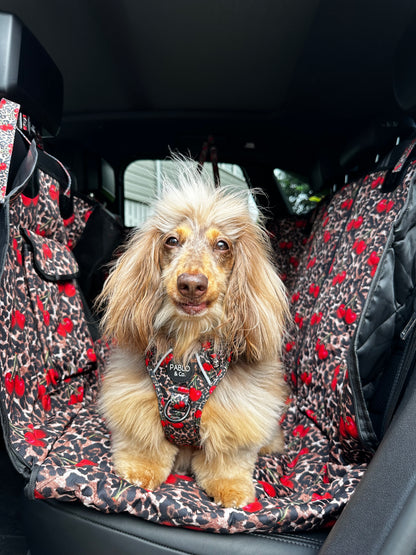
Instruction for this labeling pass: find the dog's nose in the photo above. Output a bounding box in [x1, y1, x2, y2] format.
[177, 273, 208, 298]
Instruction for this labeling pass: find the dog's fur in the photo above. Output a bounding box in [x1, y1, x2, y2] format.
[98, 161, 289, 508]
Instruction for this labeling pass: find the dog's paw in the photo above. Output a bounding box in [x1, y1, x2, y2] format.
[205, 478, 256, 508]
[114, 456, 168, 490]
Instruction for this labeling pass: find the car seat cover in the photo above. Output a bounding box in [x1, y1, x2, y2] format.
[1, 100, 416, 534]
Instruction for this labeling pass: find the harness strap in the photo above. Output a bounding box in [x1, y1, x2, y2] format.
[146, 343, 231, 446]
[197, 135, 220, 187]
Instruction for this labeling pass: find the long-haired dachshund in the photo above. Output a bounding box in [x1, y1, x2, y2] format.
[98, 160, 288, 508]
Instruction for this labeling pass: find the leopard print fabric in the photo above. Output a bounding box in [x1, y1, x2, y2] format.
[1, 122, 416, 534]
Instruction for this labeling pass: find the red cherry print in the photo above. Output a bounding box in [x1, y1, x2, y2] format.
[57, 323, 67, 337]
[311, 312, 323, 325]
[258, 481, 277, 497]
[318, 344, 329, 360]
[171, 422, 184, 429]
[21, 194, 32, 207]
[42, 243, 52, 259]
[336, 304, 346, 319]
[64, 283, 76, 297]
[345, 416, 359, 438]
[43, 311, 50, 326]
[354, 240, 367, 255]
[37, 384, 46, 399]
[189, 387, 202, 402]
[14, 375, 25, 397]
[354, 216, 363, 228]
[386, 200, 394, 212]
[290, 371, 297, 386]
[202, 362, 213, 372]
[177, 386, 189, 394]
[371, 175, 384, 189]
[280, 474, 295, 489]
[293, 425, 310, 437]
[344, 308, 357, 324]
[312, 492, 333, 501]
[46, 368, 59, 386]
[289, 256, 299, 268]
[341, 198, 353, 210]
[323, 231, 331, 243]
[36, 295, 44, 311]
[306, 257, 316, 269]
[243, 499, 263, 512]
[13, 310, 26, 330]
[86, 348, 97, 362]
[291, 292, 300, 303]
[195, 409, 202, 418]
[63, 317, 73, 333]
[209, 385, 216, 395]
[75, 459, 98, 467]
[41, 393, 51, 411]
[161, 352, 173, 366]
[49, 183, 59, 201]
[376, 199, 387, 213]
[68, 393, 79, 405]
[306, 409, 317, 423]
[77, 386, 84, 402]
[63, 214, 75, 227]
[300, 372, 312, 385]
[5, 372, 14, 395]
[24, 427, 46, 447]
[294, 313, 304, 329]
[285, 341, 295, 352]
[367, 251, 379, 266]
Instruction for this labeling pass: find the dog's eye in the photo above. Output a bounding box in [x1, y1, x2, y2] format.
[215, 240, 229, 251]
[165, 236, 180, 248]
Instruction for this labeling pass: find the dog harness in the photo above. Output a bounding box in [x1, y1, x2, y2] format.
[145, 342, 231, 447]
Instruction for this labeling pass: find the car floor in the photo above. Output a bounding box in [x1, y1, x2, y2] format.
[0, 433, 28, 555]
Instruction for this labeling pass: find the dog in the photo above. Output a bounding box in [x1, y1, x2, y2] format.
[98, 160, 289, 508]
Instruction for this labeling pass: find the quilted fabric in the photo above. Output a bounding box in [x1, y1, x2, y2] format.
[1, 114, 416, 534]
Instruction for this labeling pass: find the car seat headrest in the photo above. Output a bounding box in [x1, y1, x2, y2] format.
[394, 13, 416, 113]
[339, 117, 416, 174]
[0, 11, 63, 136]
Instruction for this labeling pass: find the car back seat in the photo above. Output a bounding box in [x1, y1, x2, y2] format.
[2, 9, 416, 555]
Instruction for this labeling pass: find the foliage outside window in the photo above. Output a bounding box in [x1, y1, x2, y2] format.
[274, 168, 315, 215]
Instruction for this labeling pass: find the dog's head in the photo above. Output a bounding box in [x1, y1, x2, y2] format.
[99, 161, 288, 363]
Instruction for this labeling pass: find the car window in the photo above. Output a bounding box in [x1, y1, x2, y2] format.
[124, 160, 258, 226]
[274, 168, 317, 215]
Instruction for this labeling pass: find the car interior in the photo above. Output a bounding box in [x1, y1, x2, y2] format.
[1, 1, 416, 554]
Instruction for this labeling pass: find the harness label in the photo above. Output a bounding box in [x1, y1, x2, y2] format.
[166, 362, 193, 384]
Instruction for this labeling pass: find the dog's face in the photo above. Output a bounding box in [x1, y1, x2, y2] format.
[99, 165, 288, 363]
[160, 223, 234, 320]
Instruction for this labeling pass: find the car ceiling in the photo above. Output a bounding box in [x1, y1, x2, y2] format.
[1, 0, 416, 177]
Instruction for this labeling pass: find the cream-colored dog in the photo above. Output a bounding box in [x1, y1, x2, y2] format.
[98, 161, 288, 508]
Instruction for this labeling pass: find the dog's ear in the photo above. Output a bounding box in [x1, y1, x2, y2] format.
[224, 224, 288, 363]
[98, 227, 162, 351]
